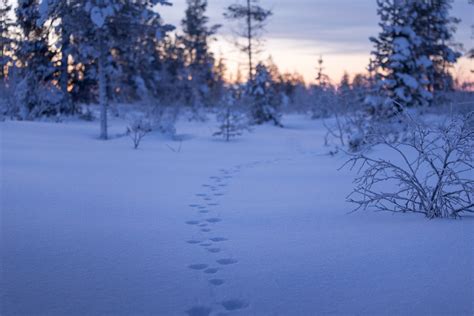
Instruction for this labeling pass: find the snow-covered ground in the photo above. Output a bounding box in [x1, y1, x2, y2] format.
[1, 115, 473, 315]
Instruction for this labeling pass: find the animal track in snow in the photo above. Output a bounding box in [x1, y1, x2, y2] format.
[207, 203, 219, 206]
[209, 237, 228, 242]
[209, 279, 225, 286]
[221, 299, 248, 311]
[216, 258, 238, 265]
[188, 263, 208, 270]
[186, 305, 212, 316]
[200, 242, 212, 247]
[186, 240, 201, 244]
[206, 218, 222, 223]
[201, 228, 212, 233]
[207, 247, 221, 253]
[199, 210, 210, 214]
[185, 220, 200, 225]
[203, 267, 219, 274]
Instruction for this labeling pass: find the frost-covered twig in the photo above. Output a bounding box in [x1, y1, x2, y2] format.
[343, 112, 474, 218]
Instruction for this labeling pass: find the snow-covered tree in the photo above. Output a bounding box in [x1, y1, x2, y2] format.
[15, 0, 62, 119]
[369, 0, 461, 112]
[410, 0, 461, 92]
[84, 0, 173, 139]
[0, 0, 16, 82]
[247, 62, 282, 126]
[369, 0, 432, 113]
[213, 91, 249, 141]
[224, 0, 272, 80]
[181, 0, 220, 107]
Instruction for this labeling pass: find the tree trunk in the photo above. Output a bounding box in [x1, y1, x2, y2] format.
[98, 34, 108, 140]
[246, 0, 253, 81]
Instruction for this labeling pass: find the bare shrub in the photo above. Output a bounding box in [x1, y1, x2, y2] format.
[127, 117, 152, 149]
[344, 112, 474, 219]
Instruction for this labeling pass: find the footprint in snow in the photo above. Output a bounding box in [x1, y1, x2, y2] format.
[203, 267, 219, 274]
[206, 218, 222, 223]
[198, 223, 208, 227]
[213, 193, 224, 197]
[209, 237, 228, 242]
[186, 240, 201, 244]
[221, 299, 248, 311]
[196, 193, 207, 197]
[199, 210, 210, 214]
[201, 228, 212, 233]
[186, 306, 212, 316]
[207, 203, 219, 206]
[209, 279, 225, 286]
[189, 204, 200, 208]
[200, 242, 212, 247]
[217, 258, 238, 265]
[188, 264, 208, 270]
[185, 220, 200, 225]
[207, 247, 221, 253]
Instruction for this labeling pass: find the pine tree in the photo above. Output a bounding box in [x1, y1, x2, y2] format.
[248, 62, 282, 126]
[84, 0, 173, 139]
[181, 0, 220, 107]
[37, 0, 86, 114]
[15, 0, 61, 119]
[315, 55, 330, 88]
[369, 0, 432, 112]
[410, 0, 461, 92]
[224, 0, 272, 80]
[0, 0, 16, 82]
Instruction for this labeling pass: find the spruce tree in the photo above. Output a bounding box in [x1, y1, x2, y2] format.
[84, 0, 173, 139]
[15, 0, 60, 119]
[181, 0, 220, 107]
[0, 0, 15, 82]
[369, 0, 432, 112]
[224, 0, 272, 80]
[410, 0, 461, 92]
[248, 62, 282, 127]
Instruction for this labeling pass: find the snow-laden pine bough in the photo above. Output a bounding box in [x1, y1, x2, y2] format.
[342, 112, 474, 219]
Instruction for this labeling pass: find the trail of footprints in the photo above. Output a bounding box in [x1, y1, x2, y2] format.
[184, 159, 286, 316]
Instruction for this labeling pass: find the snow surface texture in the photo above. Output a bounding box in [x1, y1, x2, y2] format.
[1, 115, 473, 315]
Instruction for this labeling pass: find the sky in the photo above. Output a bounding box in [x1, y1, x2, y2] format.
[161, 0, 474, 84]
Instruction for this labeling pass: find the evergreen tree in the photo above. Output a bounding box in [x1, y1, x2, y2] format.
[84, 0, 173, 139]
[369, 0, 433, 112]
[0, 0, 16, 82]
[248, 62, 282, 126]
[369, 0, 461, 112]
[181, 0, 220, 107]
[15, 0, 61, 119]
[410, 0, 461, 92]
[224, 0, 272, 80]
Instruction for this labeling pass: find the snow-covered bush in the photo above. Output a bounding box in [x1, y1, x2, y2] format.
[149, 105, 179, 137]
[344, 112, 474, 219]
[324, 109, 409, 153]
[127, 117, 152, 149]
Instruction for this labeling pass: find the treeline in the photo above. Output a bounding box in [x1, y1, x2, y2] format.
[0, 0, 471, 136]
